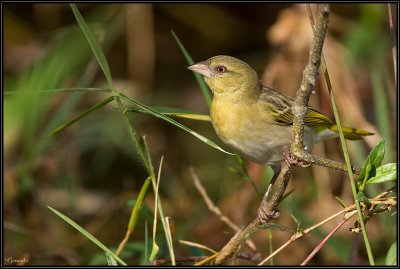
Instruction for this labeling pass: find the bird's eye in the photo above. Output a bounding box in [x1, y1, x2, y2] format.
[216, 65, 227, 73]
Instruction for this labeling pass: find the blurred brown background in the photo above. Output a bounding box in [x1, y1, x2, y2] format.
[3, 3, 396, 265]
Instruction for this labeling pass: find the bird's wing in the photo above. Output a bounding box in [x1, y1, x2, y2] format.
[260, 87, 334, 127]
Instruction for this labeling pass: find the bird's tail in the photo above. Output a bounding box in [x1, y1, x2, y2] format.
[330, 125, 374, 140]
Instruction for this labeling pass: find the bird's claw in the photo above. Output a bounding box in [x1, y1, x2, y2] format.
[283, 146, 310, 167]
[258, 207, 280, 223]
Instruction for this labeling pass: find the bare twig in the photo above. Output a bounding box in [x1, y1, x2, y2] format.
[115, 229, 132, 257]
[290, 4, 350, 171]
[259, 207, 357, 265]
[188, 165, 242, 232]
[188, 165, 258, 252]
[301, 213, 355, 265]
[290, 4, 363, 175]
[179, 240, 217, 254]
[387, 3, 397, 86]
[258, 192, 395, 265]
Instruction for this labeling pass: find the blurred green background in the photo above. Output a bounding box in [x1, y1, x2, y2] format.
[3, 3, 397, 265]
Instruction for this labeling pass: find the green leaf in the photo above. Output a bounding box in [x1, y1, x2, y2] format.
[359, 139, 385, 181]
[70, 4, 114, 89]
[359, 157, 373, 191]
[149, 242, 159, 262]
[127, 106, 211, 121]
[128, 177, 152, 233]
[355, 191, 371, 207]
[385, 242, 397, 265]
[291, 214, 304, 233]
[366, 163, 397, 184]
[4, 87, 111, 95]
[48, 96, 114, 136]
[47, 206, 127, 266]
[171, 30, 212, 108]
[334, 196, 348, 208]
[143, 221, 149, 265]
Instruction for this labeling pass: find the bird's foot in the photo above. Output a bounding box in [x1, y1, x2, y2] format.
[258, 206, 280, 223]
[258, 187, 281, 223]
[283, 146, 310, 167]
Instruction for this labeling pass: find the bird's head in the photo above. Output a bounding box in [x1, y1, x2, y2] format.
[188, 55, 260, 98]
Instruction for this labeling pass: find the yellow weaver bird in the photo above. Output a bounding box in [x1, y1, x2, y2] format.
[188, 55, 373, 180]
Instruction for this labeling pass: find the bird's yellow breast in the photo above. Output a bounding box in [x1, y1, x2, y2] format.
[210, 97, 296, 165]
[210, 99, 255, 141]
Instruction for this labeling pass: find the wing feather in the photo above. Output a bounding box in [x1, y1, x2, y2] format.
[260, 87, 333, 127]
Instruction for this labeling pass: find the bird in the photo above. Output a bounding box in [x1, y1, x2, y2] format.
[187, 55, 373, 182]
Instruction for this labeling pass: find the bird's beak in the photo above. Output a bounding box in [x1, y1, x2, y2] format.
[187, 61, 212, 78]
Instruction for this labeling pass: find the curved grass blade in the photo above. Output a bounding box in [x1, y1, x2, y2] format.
[143, 221, 149, 265]
[4, 87, 111, 95]
[306, 5, 375, 264]
[119, 93, 233, 155]
[128, 177, 151, 233]
[48, 96, 114, 137]
[106, 251, 118, 266]
[171, 30, 211, 108]
[71, 4, 114, 89]
[127, 106, 211, 121]
[48, 206, 127, 266]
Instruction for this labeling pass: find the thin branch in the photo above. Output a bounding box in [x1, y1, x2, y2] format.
[301, 213, 354, 265]
[189, 166, 242, 232]
[387, 3, 397, 86]
[289, 4, 351, 172]
[291, 3, 329, 157]
[289, 4, 362, 174]
[115, 229, 132, 257]
[179, 240, 217, 254]
[306, 4, 376, 264]
[188, 165, 258, 253]
[259, 207, 357, 265]
[258, 191, 395, 265]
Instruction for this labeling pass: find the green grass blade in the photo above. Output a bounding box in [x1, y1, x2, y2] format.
[171, 30, 212, 108]
[149, 155, 161, 262]
[142, 150, 175, 264]
[371, 70, 393, 162]
[128, 177, 152, 232]
[306, 5, 375, 264]
[127, 106, 211, 121]
[105, 251, 118, 266]
[47, 206, 127, 266]
[155, 112, 210, 121]
[4, 87, 111, 95]
[48, 96, 114, 137]
[165, 217, 175, 265]
[70, 4, 114, 89]
[143, 221, 149, 265]
[387, 4, 397, 86]
[149, 240, 159, 262]
[234, 155, 262, 198]
[329, 67, 375, 267]
[119, 93, 233, 155]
